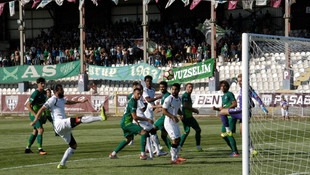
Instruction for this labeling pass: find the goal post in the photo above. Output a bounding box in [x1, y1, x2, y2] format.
[242, 33, 310, 175]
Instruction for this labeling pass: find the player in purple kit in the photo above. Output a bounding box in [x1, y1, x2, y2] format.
[280, 95, 290, 121]
[219, 74, 268, 156]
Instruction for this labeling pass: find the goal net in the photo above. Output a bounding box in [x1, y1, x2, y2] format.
[243, 33, 310, 175]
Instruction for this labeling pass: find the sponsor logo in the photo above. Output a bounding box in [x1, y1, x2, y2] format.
[5, 95, 18, 111]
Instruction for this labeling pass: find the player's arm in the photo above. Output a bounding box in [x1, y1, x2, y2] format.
[66, 98, 88, 105]
[30, 105, 47, 126]
[162, 108, 179, 123]
[145, 96, 161, 103]
[249, 86, 268, 114]
[132, 112, 153, 124]
[227, 100, 237, 108]
[26, 101, 36, 116]
[183, 101, 199, 114]
[178, 108, 184, 120]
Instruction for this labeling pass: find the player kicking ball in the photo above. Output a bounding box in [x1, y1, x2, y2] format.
[31, 84, 107, 169]
[162, 83, 186, 164]
[109, 88, 152, 160]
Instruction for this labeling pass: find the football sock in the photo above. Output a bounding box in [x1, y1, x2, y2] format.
[60, 147, 75, 166]
[195, 130, 201, 146]
[180, 134, 188, 147]
[223, 137, 232, 150]
[150, 134, 160, 153]
[37, 135, 42, 148]
[225, 127, 232, 133]
[81, 116, 102, 123]
[227, 136, 238, 153]
[161, 135, 171, 149]
[146, 137, 154, 158]
[141, 134, 147, 153]
[250, 140, 254, 151]
[27, 134, 37, 148]
[115, 140, 128, 153]
[171, 144, 178, 161]
[111, 151, 117, 156]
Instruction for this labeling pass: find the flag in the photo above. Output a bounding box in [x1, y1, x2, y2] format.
[165, 0, 175, 8]
[67, 0, 76, 2]
[289, 0, 296, 5]
[242, 0, 253, 10]
[56, 0, 64, 6]
[271, 0, 281, 8]
[79, 0, 84, 10]
[256, 0, 266, 6]
[112, 0, 118, 5]
[228, 0, 237, 10]
[196, 18, 230, 45]
[36, 0, 52, 9]
[9, 1, 15, 17]
[181, 0, 189, 6]
[32, 0, 40, 8]
[190, 0, 202, 10]
[143, 0, 151, 5]
[0, 3, 5, 16]
[91, 0, 98, 6]
[21, 0, 31, 6]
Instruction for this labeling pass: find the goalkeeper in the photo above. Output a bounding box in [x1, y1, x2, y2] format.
[219, 74, 268, 156]
[212, 80, 239, 157]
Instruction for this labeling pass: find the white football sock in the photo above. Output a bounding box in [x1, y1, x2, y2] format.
[150, 134, 161, 154]
[146, 137, 154, 158]
[171, 147, 177, 161]
[111, 151, 117, 156]
[225, 127, 232, 132]
[60, 147, 75, 166]
[81, 116, 102, 123]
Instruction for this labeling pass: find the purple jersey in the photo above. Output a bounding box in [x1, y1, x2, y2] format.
[238, 86, 263, 109]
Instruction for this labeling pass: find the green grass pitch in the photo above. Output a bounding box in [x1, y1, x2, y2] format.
[0, 117, 242, 175]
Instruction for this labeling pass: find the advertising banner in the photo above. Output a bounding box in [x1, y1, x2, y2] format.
[0, 61, 80, 84]
[1, 94, 108, 113]
[89, 63, 161, 82]
[260, 93, 310, 107]
[164, 59, 214, 85]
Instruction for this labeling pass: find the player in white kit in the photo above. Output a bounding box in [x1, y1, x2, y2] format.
[143, 75, 167, 157]
[162, 83, 186, 164]
[280, 95, 290, 121]
[31, 84, 106, 169]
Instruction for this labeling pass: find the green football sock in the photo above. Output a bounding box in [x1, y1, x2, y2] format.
[223, 137, 232, 150]
[37, 135, 42, 148]
[140, 134, 146, 152]
[161, 135, 171, 149]
[180, 134, 188, 147]
[227, 136, 238, 153]
[195, 130, 201, 146]
[115, 140, 128, 153]
[27, 134, 37, 148]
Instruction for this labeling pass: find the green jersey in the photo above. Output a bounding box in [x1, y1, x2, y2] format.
[182, 92, 193, 118]
[128, 93, 133, 100]
[222, 91, 236, 108]
[29, 90, 46, 113]
[161, 91, 171, 105]
[121, 98, 137, 127]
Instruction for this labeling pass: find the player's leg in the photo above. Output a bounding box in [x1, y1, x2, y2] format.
[36, 127, 47, 155]
[57, 132, 77, 169]
[221, 124, 232, 150]
[190, 118, 203, 151]
[149, 128, 168, 156]
[227, 118, 239, 156]
[154, 116, 171, 149]
[25, 128, 37, 153]
[179, 119, 190, 148]
[219, 108, 231, 134]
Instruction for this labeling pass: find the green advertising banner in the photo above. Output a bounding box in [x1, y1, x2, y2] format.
[0, 61, 80, 84]
[89, 63, 161, 82]
[165, 58, 214, 85]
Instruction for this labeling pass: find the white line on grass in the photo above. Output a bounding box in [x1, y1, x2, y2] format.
[0, 154, 136, 171]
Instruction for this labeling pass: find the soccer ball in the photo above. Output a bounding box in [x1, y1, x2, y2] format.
[164, 69, 174, 80]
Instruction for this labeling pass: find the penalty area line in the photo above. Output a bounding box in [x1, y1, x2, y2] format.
[0, 154, 136, 171]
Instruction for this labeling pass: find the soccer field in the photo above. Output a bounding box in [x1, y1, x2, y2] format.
[0, 117, 243, 175]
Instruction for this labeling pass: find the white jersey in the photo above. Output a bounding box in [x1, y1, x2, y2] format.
[43, 96, 67, 121]
[143, 86, 156, 120]
[137, 96, 146, 119]
[163, 95, 182, 125]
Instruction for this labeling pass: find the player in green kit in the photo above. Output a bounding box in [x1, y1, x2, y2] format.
[179, 83, 202, 152]
[212, 80, 239, 157]
[25, 77, 48, 155]
[127, 81, 140, 146]
[152, 81, 172, 150]
[109, 88, 153, 160]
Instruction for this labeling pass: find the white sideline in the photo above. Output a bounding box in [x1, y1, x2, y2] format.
[0, 154, 135, 171]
